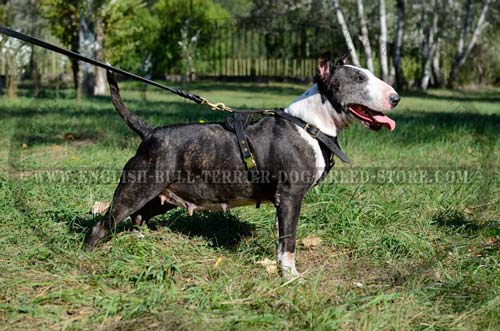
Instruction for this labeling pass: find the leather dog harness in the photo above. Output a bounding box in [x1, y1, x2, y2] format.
[226, 109, 350, 179]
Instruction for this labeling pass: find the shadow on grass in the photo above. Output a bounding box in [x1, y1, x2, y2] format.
[22, 80, 307, 97]
[402, 89, 500, 103]
[431, 208, 500, 236]
[18, 81, 500, 103]
[431, 209, 481, 232]
[152, 210, 255, 250]
[64, 209, 254, 250]
[3, 89, 499, 148]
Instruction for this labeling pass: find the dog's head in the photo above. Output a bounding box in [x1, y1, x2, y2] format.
[316, 51, 399, 131]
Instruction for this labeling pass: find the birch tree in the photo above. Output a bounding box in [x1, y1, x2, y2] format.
[393, 0, 405, 90]
[332, 0, 360, 67]
[420, 0, 440, 91]
[79, 0, 100, 97]
[378, 0, 389, 82]
[356, 0, 374, 72]
[432, 43, 441, 86]
[94, 7, 106, 96]
[448, 0, 492, 87]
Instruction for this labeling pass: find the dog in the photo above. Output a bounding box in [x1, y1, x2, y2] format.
[84, 51, 400, 278]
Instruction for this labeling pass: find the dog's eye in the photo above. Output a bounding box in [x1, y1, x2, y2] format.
[356, 74, 365, 83]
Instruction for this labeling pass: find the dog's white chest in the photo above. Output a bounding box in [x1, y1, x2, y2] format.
[294, 125, 326, 185]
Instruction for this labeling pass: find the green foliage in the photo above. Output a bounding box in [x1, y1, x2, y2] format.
[103, 0, 159, 72]
[214, 0, 253, 17]
[0, 4, 5, 24]
[151, 0, 229, 76]
[40, 0, 80, 47]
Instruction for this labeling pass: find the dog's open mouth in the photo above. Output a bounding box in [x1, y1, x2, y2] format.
[347, 105, 396, 131]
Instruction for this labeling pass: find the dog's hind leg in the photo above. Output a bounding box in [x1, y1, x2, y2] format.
[131, 197, 175, 226]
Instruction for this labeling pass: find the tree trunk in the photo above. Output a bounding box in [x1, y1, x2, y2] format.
[94, 14, 106, 95]
[420, 0, 439, 91]
[356, 0, 374, 72]
[448, 0, 491, 87]
[30, 45, 41, 97]
[70, 29, 80, 91]
[393, 0, 405, 90]
[432, 42, 442, 87]
[5, 55, 17, 99]
[79, 0, 96, 97]
[333, 0, 360, 66]
[378, 0, 389, 82]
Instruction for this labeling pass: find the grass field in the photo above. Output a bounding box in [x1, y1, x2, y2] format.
[0, 81, 499, 330]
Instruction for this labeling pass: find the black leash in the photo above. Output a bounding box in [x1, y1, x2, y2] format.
[0, 25, 217, 107]
[0, 25, 350, 164]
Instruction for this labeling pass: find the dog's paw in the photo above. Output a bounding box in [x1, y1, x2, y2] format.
[132, 226, 145, 239]
[280, 265, 300, 281]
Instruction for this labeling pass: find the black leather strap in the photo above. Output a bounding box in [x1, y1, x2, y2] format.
[233, 113, 260, 178]
[272, 109, 350, 163]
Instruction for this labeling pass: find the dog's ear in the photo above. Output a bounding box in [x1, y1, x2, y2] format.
[334, 51, 350, 67]
[317, 51, 332, 81]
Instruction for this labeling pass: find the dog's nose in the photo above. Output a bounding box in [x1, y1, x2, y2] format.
[389, 93, 400, 107]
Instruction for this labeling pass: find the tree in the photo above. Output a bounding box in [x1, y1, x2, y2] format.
[332, 0, 360, 66]
[393, 0, 405, 90]
[41, 0, 81, 91]
[87, 0, 158, 95]
[420, 0, 441, 91]
[102, 0, 158, 74]
[378, 0, 390, 82]
[1, 0, 45, 98]
[356, 0, 374, 72]
[448, 0, 492, 87]
[78, 0, 97, 96]
[178, 20, 200, 81]
[152, 0, 229, 78]
[43, 0, 155, 96]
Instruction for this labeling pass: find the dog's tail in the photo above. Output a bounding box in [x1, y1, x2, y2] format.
[107, 71, 153, 140]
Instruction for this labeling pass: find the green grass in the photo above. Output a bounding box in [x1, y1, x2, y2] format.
[0, 81, 499, 330]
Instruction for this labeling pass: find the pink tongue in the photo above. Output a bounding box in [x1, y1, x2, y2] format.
[372, 114, 396, 131]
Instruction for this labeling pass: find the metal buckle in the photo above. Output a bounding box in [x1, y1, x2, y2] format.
[244, 155, 257, 169]
[304, 123, 320, 138]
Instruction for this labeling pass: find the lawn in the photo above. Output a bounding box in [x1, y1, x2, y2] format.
[0, 81, 499, 330]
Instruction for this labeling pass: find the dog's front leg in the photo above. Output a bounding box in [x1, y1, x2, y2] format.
[275, 191, 304, 279]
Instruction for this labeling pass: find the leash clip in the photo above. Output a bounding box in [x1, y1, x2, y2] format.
[201, 98, 233, 112]
[262, 109, 276, 116]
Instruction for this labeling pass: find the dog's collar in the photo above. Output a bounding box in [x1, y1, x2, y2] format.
[272, 109, 350, 163]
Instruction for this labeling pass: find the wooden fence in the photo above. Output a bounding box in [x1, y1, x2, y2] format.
[198, 57, 317, 78]
[194, 20, 337, 79]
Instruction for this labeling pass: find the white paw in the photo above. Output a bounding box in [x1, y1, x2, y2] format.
[280, 265, 300, 280]
[278, 251, 299, 280]
[132, 227, 145, 239]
